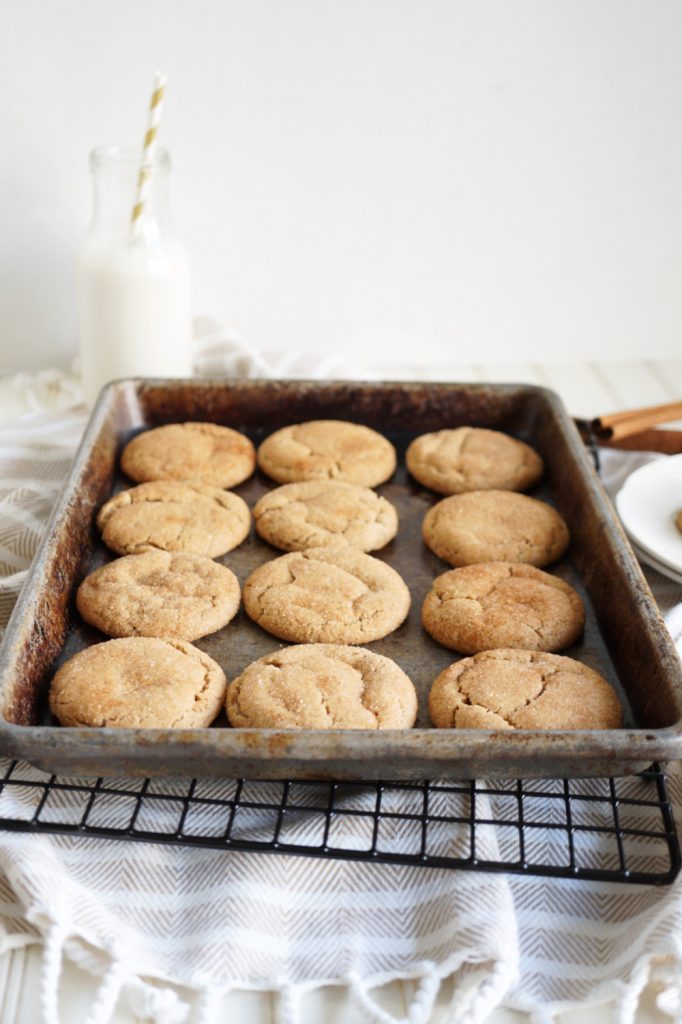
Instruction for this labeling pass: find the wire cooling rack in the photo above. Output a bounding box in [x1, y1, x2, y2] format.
[0, 432, 678, 885]
[0, 759, 678, 885]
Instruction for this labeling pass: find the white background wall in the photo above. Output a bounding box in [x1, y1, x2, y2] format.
[2, 0, 681, 373]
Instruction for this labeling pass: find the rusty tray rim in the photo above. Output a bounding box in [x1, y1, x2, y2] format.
[1, 376, 682, 777]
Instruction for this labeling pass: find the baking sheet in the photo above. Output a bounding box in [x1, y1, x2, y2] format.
[0, 378, 680, 779]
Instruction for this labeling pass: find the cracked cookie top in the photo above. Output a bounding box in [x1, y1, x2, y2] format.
[422, 562, 585, 654]
[253, 480, 398, 552]
[429, 649, 622, 730]
[406, 427, 543, 495]
[77, 550, 241, 642]
[50, 637, 227, 729]
[121, 422, 256, 488]
[97, 481, 251, 558]
[243, 546, 411, 644]
[227, 643, 417, 729]
[257, 420, 396, 487]
[423, 490, 570, 567]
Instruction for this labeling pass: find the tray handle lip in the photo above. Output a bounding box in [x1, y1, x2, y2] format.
[529, 384, 682, 720]
[105, 375, 572, 416]
[3, 719, 682, 757]
[0, 379, 139, 729]
[0, 385, 116, 678]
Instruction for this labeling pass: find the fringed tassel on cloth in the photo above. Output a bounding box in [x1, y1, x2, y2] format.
[40, 927, 129, 1024]
[123, 977, 189, 1023]
[37, 923, 191, 1024]
[406, 964, 441, 1024]
[82, 959, 126, 1024]
[40, 923, 68, 1024]
[344, 962, 441, 1024]
[449, 961, 517, 1024]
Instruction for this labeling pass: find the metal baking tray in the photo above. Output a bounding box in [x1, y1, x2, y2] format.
[0, 378, 680, 781]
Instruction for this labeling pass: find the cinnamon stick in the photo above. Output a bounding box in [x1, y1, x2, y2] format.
[599, 429, 682, 454]
[592, 401, 682, 442]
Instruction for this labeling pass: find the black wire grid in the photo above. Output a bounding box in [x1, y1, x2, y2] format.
[0, 759, 678, 885]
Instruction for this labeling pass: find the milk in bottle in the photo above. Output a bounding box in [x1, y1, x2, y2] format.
[78, 145, 191, 405]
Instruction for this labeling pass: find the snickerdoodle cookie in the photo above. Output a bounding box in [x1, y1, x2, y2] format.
[429, 649, 622, 730]
[50, 637, 227, 728]
[121, 422, 256, 488]
[227, 644, 418, 729]
[423, 491, 569, 567]
[406, 427, 543, 495]
[422, 563, 585, 654]
[257, 420, 396, 487]
[77, 551, 241, 641]
[243, 546, 410, 644]
[97, 481, 250, 558]
[253, 480, 398, 552]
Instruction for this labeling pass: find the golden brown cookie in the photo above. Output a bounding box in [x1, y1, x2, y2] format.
[97, 481, 251, 558]
[429, 649, 622, 730]
[253, 480, 398, 552]
[422, 563, 585, 654]
[121, 422, 256, 488]
[243, 546, 411, 644]
[227, 644, 418, 728]
[77, 551, 241, 641]
[423, 490, 569, 567]
[257, 420, 396, 487]
[676, 509, 682, 534]
[50, 637, 227, 728]
[406, 427, 543, 495]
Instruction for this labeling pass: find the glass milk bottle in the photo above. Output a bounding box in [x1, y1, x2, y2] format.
[78, 145, 192, 405]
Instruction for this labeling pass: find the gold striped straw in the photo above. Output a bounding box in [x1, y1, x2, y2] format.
[130, 71, 168, 238]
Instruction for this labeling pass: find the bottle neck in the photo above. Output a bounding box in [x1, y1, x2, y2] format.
[88, 145, 174, 244]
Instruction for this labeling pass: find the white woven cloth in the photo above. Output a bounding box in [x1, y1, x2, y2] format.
[0, 331, 681, 1024]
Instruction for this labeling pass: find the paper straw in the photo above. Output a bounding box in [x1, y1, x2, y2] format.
[130, 71, 167, 238]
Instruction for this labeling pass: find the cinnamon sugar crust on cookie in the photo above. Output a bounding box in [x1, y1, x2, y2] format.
[97, 481, 251, 557]
[407, 427, 543, 495]
[243, 546, 411, 644]
[429, 649, 622, 730]
[423, 490, 569, 568]
[257, 420, 396, 487]
[77, 550, 241, 641]
[121, 422, 256, 488]
[253, 480, 398, 552]
[227, 644, 418, 729]
[50, 637, 227, 729]
[422, 562, 585, 654]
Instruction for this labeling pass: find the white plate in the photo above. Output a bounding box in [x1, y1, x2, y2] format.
[615, 453, 682, 574]
[628, 536, 682, 585]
